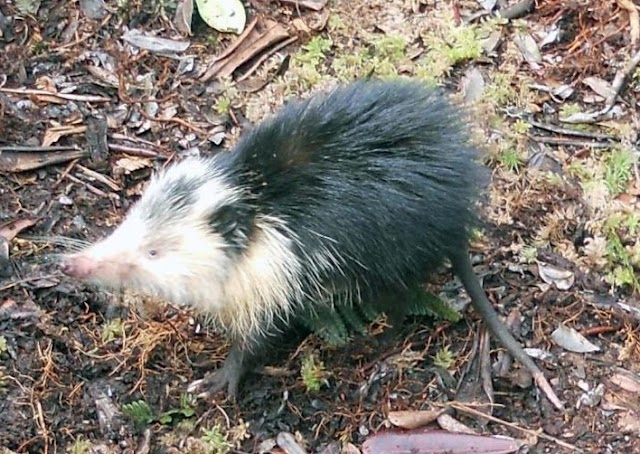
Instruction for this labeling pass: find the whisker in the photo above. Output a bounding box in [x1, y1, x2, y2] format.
[19, 235, 91, 251]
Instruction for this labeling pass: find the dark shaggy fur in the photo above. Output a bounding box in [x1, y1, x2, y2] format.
[212, 80, 485, 304]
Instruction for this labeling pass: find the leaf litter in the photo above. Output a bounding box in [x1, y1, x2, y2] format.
[1, 0, 640, 452]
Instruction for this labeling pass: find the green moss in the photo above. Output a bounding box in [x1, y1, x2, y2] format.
[296, 36, 333, 66]
[415, 11, 486, 83]
[433, 346, 454, 369]
[604, 214, 640, 291]
[520, 245, 538, 263]
[512, 119, 531, 135]
[288, 36, 334, 89]
[327, 14, 347, 33]
[201, 425, 231, 454]
[625, 212, 640, 235]
[331, 34, 408, 81]
[69, 436, 92, 454]
[559, 103, 582, 118]
[371, 35, 407, 62]
[101, 318, 124, 343]
[214, 96, 232, 116]
[300, 353, 329, 392]
[566, 160, 591, 181]
[604, 147, 633, 196]
[498, 146, 524, 172]
[484, 72, 517, 106]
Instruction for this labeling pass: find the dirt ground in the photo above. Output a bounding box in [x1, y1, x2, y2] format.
[1, 0, 640, 453]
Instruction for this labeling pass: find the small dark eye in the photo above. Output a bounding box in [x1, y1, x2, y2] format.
[148, 249, 158, 258]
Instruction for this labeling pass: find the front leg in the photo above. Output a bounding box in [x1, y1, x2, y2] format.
[187, 342, 250, 400]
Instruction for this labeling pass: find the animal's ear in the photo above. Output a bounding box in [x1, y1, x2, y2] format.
[207, 203, 255, 253]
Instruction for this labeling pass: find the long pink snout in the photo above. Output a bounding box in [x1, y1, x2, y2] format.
[60, 255, 96, 279]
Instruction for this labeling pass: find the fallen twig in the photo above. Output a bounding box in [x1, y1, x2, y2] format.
[446, 402, 583, 452]
[200, 19, 290, 81]
[64, 173, 112, 199]
[212, 16, 259, 64]
[528, 120, 617, 141]
[0, 87, 111, 103]
[529, 135, 613, 148]
[108, 143, 162, 158]
[237, 36, 298, 82]
[0, 145, 81, 152]
[76, 164, 121, 192]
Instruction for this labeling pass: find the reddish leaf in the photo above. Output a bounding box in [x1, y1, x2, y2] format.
[362, 429, 522, 454]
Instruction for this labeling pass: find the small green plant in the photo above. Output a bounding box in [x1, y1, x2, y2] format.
[559, 103, 582, 119]
[327, 14, 347, 33]
[0, 369, 7, 394]
[69, 436, 92, 454]
[566, 160, 591, 181]
[300, 288, 460, 346]
[604, 147, 633, 196]
[300, 353, 328, 392]
[214, 96, 232, 116]
[296, 36, 333, 66]
[512, 119, 531, 135]
[416, 11, 484, 82]
[433, 345, 455, 369]
[201, 424, 232, 454]
[0, 336, 7, 354]
[604, 216, 640, 291]
[404, 289, 461, 322]
[371, 35, 407, 62]
[122, 400, 154, 428]
[122, 394, 197, 429]
[157, 393, 197, 424]
[31, 40, 49, 56]
[484, 72, 516, 106]
[499, 147, 524, 172]
[102, 318, 124, 343]
[625, 212, 640, 235]
[291, 35, 333, 88]
[520, 245, 538, 263]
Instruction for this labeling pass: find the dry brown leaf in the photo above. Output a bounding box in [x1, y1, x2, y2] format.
[42, 125, 87, 147]
[436, 413, 477, 435]
[0, 217, 40, 241]
[609, 370, 640, 393]
[387, 409, 443, 430]
[362, 428, 521, 454]
[174, 0, 194, 36]
[114, 156, 153, 174]
[536, 261, 575, 290]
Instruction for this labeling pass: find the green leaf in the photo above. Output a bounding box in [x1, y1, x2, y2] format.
[195, 0, 246, 34]
[121, 400, 154, 428]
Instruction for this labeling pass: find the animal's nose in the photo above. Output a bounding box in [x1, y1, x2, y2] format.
[60, 256, 94, 279]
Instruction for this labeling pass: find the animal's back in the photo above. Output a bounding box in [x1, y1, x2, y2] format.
[214, 80, 485, 304]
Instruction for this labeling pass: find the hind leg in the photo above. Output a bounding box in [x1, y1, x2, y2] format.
[188, 321, 309, 400]
[187, 343, 249, 399]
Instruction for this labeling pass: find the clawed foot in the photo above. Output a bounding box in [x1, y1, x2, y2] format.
[187, 346, 246, 400]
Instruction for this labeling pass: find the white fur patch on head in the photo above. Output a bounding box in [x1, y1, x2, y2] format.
[70, 156, 242, 309]
[136, 157, 241, 220]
